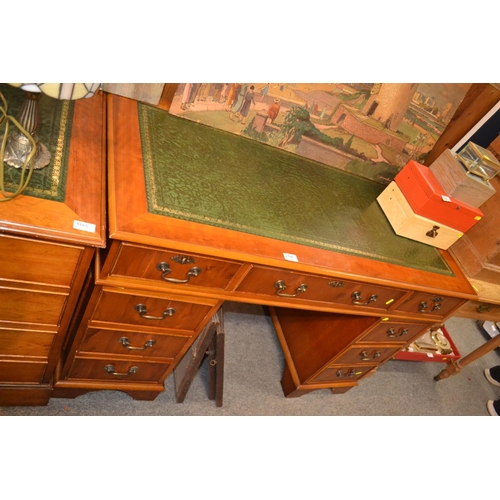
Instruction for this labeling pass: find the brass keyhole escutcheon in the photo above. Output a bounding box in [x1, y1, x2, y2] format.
[426, 225, 440, 238]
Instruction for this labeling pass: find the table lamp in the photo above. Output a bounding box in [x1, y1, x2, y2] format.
[2, 83, 100, 170]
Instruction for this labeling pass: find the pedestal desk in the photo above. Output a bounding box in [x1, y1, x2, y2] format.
[45, 94, 476, 401]
[0, 87, 106, 406]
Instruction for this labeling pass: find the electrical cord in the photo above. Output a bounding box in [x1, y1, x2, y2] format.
[0, 90, 37, 201]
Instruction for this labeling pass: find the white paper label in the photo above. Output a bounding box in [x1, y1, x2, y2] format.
[441, 195, 451, 202]
[73, 220, 96, 233]
[427, 353, 434, 358]
[283, 252, 299, 262]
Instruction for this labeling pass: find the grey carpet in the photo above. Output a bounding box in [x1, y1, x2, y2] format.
[2, 301, 499, 416]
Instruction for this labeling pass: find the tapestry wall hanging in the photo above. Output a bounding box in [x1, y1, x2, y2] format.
[168, 83, 471, 184]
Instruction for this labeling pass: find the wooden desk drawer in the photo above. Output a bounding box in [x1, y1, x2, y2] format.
[455, 300, 500, 322]
[0, 287, 67, 327]
[0, 359, 47, 383]
[108, 243, 242, 290]
[0, 329, 55, 358]
[358, 321, 429, 344]
[393, 292, 464, 318]
[90, 289, 214, 333]
[331, 344, 400, 365]
[310, 364, 375, 383]
[78, 328, 190, 360]
[67, 357, 169, 383]
[237, 265, 406, 311]
[0, 234, 82, 288]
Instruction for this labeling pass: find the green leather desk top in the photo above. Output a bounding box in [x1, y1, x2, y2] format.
[138, 104, 453, 277]
[0, 83, 73, 202]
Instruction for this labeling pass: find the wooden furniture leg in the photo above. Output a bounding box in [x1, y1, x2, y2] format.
[174, 308, 224, 405]
[207, 311, 225, 407]
[434, 331, 500, 381]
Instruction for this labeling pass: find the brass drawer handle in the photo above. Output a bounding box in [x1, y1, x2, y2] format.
[104, 364, 139, 376]
[274, 280, 308, 298]
[360, 350, 381, 361]
[426, 225, 440, 238]
[477, 304, 491, 313]
[336, 369, 358, 378]
[387, 328, 409, 338]
[118, 337, 156, 350]
[156, 262, 202, 284]
[352, 291, 378, 306]
[134, 303, 176, 320]
[418, 297, 443, 313]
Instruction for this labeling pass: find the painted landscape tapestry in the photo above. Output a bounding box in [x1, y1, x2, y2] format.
[169, 83, 471, 184]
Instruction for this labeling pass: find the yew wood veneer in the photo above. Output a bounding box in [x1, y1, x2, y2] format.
[48, 93, 475, 401]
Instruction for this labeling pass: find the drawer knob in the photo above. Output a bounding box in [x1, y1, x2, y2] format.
[274, 280, 308, 298]
[156, 262, 202, 284]
[336, 369, 358, 378]
[118, 337, 156, 350]
[351, 291, 378, 306]
[134, 303, 176, 320]
[104, 365, 139, 376]
[387, 328, 409, 338]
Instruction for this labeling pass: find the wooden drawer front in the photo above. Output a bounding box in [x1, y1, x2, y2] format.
[456, 300, 500, 322]
[236, 266, 406, 310]
[0, 359, 47, 383]
[332, 345, 400, 365]
[0, 235, 82, 287]
[330, 384, 356, 394]
[79, 328, 190, 360]
[311, 364, 375, 383]
[68, 357, 169, 383]
[358, 321, 428, 344]
[394, 292, 464, 318]
[109, 243, 242, 290]
[0, 288, 67, 327]
[0, 329, 55, 358]
[91, 290, 213, 333]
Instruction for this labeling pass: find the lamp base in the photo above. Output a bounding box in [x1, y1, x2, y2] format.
[1, 130, 51, 170]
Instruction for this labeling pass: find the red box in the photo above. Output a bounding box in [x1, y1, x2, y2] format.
[395, 160, 483, 233]
[394, 326, 460, 363]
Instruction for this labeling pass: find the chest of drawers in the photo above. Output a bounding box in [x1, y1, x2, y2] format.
[55, 277, 221, 400]
[270, 307, 430, 397]
[0, 90, 106, 406]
